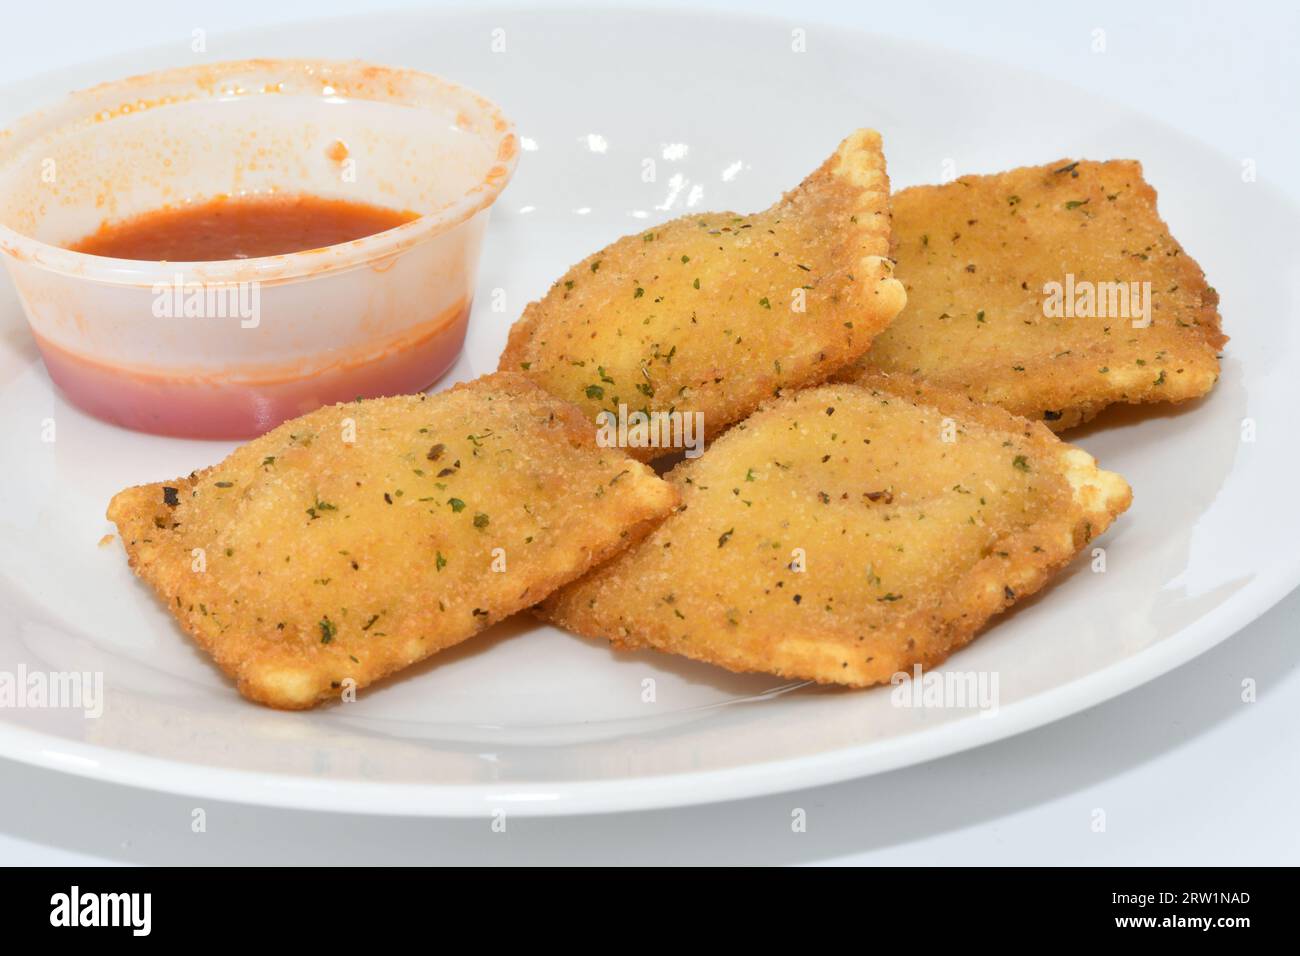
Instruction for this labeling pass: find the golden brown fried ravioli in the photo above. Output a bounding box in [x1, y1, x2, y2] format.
[500, 130, 906, 459]
[839, 160, 1226, 430]
[539, 374, 1131, 686]
[107, 373, 677, 709]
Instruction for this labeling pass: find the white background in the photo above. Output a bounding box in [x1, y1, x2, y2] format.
[0, 0, 1296, 865]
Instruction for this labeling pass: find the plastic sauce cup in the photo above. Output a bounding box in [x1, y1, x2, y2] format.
[0, 59, 518, 438]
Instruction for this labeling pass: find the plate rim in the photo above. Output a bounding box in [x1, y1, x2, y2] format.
[0, 555, 1292, 816]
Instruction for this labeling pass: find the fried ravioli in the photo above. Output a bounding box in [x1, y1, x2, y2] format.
[107, 373, 677, 709]
[500, 130, 907, 459]
[839, 160, 1226, 430]
[539, 374, 1131, 686]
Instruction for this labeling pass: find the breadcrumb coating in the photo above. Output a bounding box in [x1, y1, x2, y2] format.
[840, 160, 1225, 430]
[107, 373, 677, 708]
[501, 130, 907, 458]
[540, 373, 1131, 685]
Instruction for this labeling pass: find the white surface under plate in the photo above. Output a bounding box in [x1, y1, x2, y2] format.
[0, 7, 1295, 816]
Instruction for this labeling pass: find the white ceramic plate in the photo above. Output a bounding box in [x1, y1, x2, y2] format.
[1, 7, 1295, 817]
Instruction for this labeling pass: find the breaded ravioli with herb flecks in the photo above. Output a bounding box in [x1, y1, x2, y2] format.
[107, 373, 677, 709]
[539, 373, 1131, 686]
[839, 160, 1226, 430]
[500, 129, 907, 459]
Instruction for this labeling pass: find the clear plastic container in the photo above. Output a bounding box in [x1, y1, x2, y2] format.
[0, 59, 517, 438]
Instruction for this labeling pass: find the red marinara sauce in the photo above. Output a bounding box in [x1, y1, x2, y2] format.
[69, 194, 418, 261]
